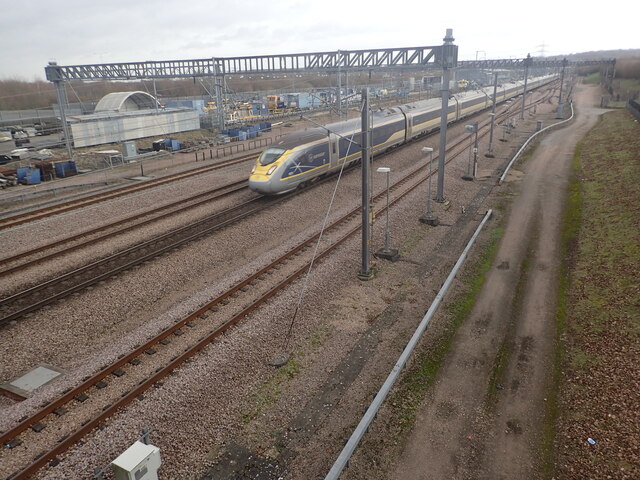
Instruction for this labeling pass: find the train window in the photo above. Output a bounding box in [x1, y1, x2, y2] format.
[258, 148, 286, 166]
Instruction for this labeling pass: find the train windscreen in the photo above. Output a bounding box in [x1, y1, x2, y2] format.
[258, 148, 286, 166]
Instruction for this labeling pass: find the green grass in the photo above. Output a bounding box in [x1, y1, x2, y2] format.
[241, 358, 301, 424]
[542, 110, 640, 478]
[539, 137, 584, 476]
[583, 73, 601, 84]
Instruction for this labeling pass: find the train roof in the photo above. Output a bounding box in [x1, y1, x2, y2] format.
[272, 127, 328, 149]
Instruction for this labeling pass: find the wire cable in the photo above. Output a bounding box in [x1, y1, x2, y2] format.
[282, 101, 365, 351]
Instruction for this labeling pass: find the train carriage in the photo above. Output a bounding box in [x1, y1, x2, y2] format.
[249, 75, 555, 195]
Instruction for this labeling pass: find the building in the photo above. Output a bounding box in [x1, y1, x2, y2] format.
[68, 91, 199, 148]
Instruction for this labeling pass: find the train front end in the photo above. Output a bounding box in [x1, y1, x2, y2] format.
[249, 147, 297, 194]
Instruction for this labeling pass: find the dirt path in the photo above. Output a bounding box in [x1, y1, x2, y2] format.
[389, 84, 605, 479]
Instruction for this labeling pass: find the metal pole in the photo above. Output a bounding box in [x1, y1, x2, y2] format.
[436, 29, 457, 202]
[53, 80, 73, 159]
[384, 171, 390, 252]
[337, 52, 342, 118]
[520, 53, 531, 120]
[152, 77, 159, 114]
[473, 127, 478, 177]
[359, 89, 372, 279]
[486, 72, 498, 157]
[556, 58, 567, 119]
[427, 152, 433, 217]
[420, 147, 438, 226]
[213, 59, 225, 131]
[462, 122, 476, 181]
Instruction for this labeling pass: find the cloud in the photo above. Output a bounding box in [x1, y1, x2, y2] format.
[0, 0, 637, 80]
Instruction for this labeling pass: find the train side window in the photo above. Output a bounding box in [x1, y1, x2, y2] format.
[332, 142, 337, 154]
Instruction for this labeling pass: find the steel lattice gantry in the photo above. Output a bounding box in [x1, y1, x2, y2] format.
[458, 58, 615, 70]
[44, 46, 448, 81]
[44, 45, 453, 144]
[44, 44, 614, 156]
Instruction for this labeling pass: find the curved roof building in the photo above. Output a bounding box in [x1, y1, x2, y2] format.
[94, 91, 160, 112]
[68, 91, 199, 148]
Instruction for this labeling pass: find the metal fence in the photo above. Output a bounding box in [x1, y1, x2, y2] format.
[193, 135, 285, 161]
[627, 99, 640, 120]
[0, 109, 57, 127]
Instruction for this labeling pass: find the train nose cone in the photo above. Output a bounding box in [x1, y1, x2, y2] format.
[248, 177, 274, 194]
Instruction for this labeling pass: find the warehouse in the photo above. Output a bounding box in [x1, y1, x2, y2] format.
[68, 91, 200, 148]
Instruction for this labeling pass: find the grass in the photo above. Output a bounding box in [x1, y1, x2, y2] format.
[241, 358, 301, 424]
[542, 109, 640, 478]
[583, 73, 601, 84]
[539, 139, 584, 475]
[390, 224, 504, 433]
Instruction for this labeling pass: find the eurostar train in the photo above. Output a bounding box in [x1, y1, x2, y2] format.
[249, 75, 555, 194]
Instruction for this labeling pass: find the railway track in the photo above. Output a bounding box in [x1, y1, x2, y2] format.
[0, 191, 288, 327]
[0, 83, 560, 478]
[0, 152, 258, 231]
[0, 179, 249, 278]
[0, 84, 557, 328]
[0, 123, 460, 479]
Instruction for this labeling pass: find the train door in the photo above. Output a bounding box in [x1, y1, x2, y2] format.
[452, 96, 460, 122]
[398, 106, 410, 142]
[329, 133, 339, 170]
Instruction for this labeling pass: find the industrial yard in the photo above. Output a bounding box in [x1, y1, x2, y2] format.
[0, 34, 638, 480]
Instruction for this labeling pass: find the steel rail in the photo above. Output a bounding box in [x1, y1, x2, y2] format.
[1, 84, 556, 477]
[0, 82, 555, 326]
[0, 194, 281, 326]
[0, 153, 257, 231]
[0, 180, 248, 276]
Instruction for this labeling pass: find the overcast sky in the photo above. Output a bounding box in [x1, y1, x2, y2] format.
[0, 0, 637, 81]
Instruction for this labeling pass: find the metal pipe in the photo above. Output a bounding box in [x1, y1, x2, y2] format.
[499, 101, 574, 184]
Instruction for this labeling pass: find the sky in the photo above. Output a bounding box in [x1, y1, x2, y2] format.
[0, 0, 637, 81]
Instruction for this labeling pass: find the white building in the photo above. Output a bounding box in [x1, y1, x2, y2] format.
[68, 91, 199, 148]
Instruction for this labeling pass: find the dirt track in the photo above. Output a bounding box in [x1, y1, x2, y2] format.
[386, 84, 605, 479]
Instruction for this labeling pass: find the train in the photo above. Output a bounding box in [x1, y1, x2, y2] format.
[248, 75, 556, 195]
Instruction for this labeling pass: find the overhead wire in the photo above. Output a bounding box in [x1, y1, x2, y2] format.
[282, 100, 365, 351]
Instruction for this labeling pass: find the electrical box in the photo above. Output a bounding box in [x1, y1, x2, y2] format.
[122, 141, 137, 159]
[111, 441, 161, 480]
